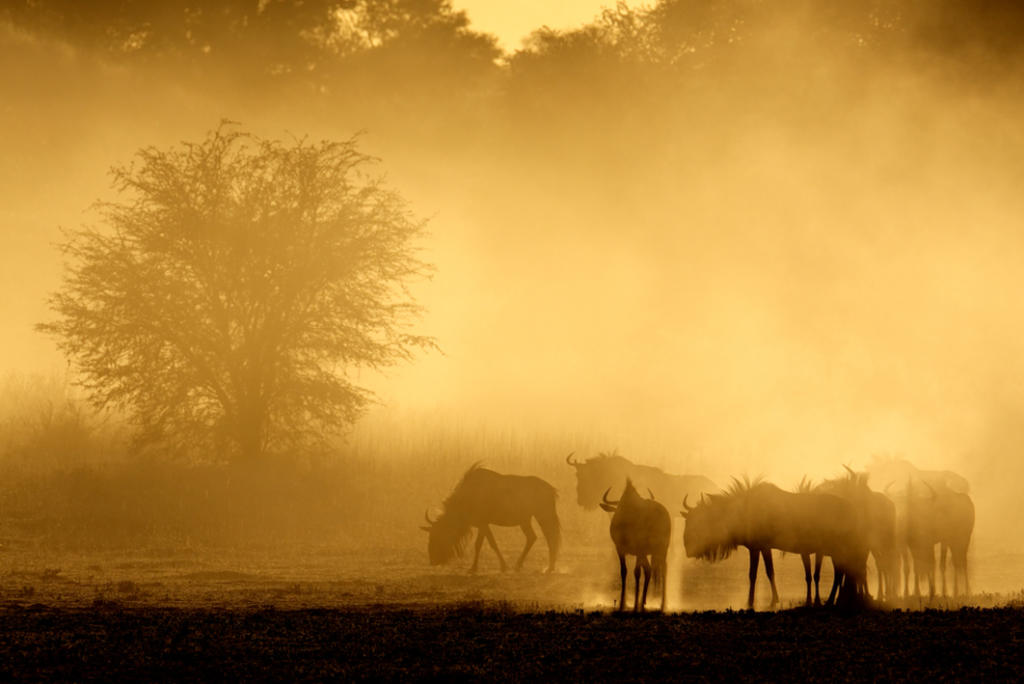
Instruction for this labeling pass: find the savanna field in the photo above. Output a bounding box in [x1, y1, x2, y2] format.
[6, 1, 1024, 680]
[2, 388, 1024, 680]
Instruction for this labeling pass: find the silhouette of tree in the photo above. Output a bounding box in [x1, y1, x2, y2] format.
[5, 2, 321, 50]
[322, 0, 500, 107]
[39, 124, 434, 463]
[1, 1, 499, 85]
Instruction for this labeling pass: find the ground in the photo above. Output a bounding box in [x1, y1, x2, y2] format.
[1, 542, 1022, 680]
[3, 603, 1022, 681]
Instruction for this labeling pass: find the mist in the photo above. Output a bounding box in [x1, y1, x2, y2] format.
[3, 0, 1024, 581]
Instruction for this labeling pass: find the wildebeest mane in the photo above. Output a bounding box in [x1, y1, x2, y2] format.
[428, 462, 484, 564]
[724, 474, 765, 497]
[443, 461, 485, 509]
[697, 536, 738, 562]
[684, 490, 739, 562]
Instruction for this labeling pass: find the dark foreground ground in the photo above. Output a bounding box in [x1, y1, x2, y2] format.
[1, 602, 1023, 682]
[2, 541, 1023, 681]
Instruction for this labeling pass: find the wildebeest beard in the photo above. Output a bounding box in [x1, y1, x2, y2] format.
[687, 523, 738, 561]
[427, 511, 473, 565]
[682, 498, 740, 562]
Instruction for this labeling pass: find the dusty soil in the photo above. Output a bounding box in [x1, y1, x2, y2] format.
[2, 603, 1023, 681]
[1, 543, 1023, 681]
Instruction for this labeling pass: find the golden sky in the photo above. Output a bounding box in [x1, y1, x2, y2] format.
[452, 0, 635, 49]
[4, 3, 1024, 510]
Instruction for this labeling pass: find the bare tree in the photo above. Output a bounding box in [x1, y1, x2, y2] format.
[39, 123, 434, 463]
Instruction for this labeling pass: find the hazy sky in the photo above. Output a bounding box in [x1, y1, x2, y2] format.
[453, 0, 635, 49]
[4, 4, 1024, 524]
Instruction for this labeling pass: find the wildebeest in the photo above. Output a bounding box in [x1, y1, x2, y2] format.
[566, 451, 717, 511]
[866, 458, 973, 598]
[681, 479, 869, 609]
[421, 464, 560, 574]
[866, 456, 970, 494]
[600, 479, 671, 611]
[807, 468, 899, 603]
[905, 479, 975, 599]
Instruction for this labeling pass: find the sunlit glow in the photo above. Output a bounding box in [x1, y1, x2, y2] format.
[2, 2, 1023, 609]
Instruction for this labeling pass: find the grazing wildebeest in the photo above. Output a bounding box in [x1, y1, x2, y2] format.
[566, 451, 717, 511]
[421, 464, 560, 574]
[681, 479, 869, 609]
[809, 468, 899, 603]
[600, 479, 671, 611]
[905, 480, 975, 599]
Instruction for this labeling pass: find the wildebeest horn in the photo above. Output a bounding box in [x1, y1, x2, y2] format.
[565, 452, 579, 467]
[424, 509, 436, 525]
[681, 494, 695, 514]
[648, 488, 656, 500]
[602, 487, 619, 506]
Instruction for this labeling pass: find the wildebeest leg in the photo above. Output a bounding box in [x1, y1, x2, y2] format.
[960, 545, 970, 597]
[514, 521, 537, 571]
[801, 554, 813, 606]
[927, 546, 936, 600]
[813, 554, 824, 605]
[638, 556, 651, 612]
[939, 544, 949, 597]
[617, 552, 627, 611]
[955, 547, 969, 597]
[747, 547, 760, 609]
[952, 546, 959, 597]
[534, 507, 560, 573]
[656, 552, 667, 611]
[825, 559, 841, 606]
[632, 560, 641, 612]
[901, 547, 911, 598]
[825, 576, 840, 606]
[874, 553, 884, 601]
[482, 526, 507, 572]
[882, 552, 896, 602]
[762, 549, 780, 607]
[469, 527, 486, 573]
[885, 551, 898, 601]
[912, 550, 921, 598]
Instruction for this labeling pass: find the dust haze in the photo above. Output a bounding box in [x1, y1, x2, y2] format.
[2, 1, 1024, 604]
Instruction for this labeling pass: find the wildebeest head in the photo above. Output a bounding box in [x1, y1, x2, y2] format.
[421, 509, 471, 566]
[566, 451, 631, 510]
[680, 493, 735, 561]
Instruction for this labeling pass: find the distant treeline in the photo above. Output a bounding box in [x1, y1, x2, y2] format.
[7, 0, 1022, 249]
[7, 1, 1024, 75]
[4, 1, 1023, 131]
[0, 374, 601, 550]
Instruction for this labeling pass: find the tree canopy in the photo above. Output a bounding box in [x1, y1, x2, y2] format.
[39, 124, 434, 463]
[0, 0, 500, 86]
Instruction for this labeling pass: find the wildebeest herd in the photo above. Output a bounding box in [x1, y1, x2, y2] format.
[422, 453, 975, 612]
